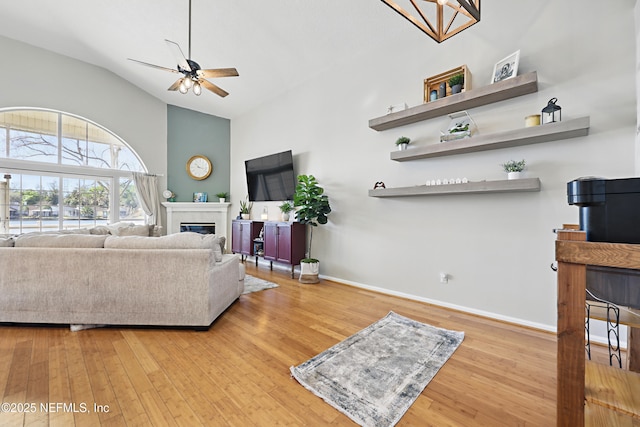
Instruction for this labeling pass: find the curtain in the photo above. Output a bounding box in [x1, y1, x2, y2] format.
[132, 172, 161, 226]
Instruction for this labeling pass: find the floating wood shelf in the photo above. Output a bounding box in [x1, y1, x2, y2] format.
[390, 117, 590, 161]
[369, 71, 539, 131]
[368, 178, 541, 198]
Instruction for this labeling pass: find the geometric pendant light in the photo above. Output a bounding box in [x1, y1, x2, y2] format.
[380, 0, 480, 43]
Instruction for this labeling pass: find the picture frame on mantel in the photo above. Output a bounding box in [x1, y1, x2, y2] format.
[491, 50, 520, 84]
[193, 192, 208, 203]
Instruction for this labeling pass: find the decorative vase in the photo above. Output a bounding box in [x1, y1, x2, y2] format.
[451, 84, 462, 94]
[430, 90, 437, 101]
[507, 171, 524, 180]
[299, 261, 320, 284]
[398, 143, 408, 151]
[439, 82, 447, 98]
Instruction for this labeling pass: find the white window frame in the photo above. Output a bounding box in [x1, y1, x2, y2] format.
[0, 108, 148, 232]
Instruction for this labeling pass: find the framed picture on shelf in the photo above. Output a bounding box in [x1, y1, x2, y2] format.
[193, 192, 208, 203]
[491, 50, 520, 84]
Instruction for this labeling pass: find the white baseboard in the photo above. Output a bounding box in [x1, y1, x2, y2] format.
[320, 273, 628, 349]
[320, 274, 556, 333]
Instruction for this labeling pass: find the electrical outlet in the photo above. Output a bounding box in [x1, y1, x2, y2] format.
[439, 273, 448, 284]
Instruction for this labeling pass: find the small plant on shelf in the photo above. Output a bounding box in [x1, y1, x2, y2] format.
[278, 201, 294, 214]
[279, 200, 294, 221]
[395, 136, 411, 151]
[448, 73, 464, 87]
[216, 191, 229, 201]
[239, 196, 253, 218]
[395, 136, 411, 146]
[501, 159, 526, 172]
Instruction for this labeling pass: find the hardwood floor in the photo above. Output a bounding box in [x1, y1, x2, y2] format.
[0, 261, 615, 426]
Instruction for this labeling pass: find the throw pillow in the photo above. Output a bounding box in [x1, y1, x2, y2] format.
[89, 226, 111, 235]
[117, 225, 152, 236]
[108, 223, 151, 236]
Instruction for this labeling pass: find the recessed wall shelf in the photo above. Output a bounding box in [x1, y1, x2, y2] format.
[368, 178, 541, 198]
[369, 71, 539, 131]
[390, 116, 590, 162]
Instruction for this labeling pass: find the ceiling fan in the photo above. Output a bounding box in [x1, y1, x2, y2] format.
[128, 0, 238, 97]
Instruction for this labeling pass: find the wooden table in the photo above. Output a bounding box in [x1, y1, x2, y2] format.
[556, 228, 640, 425]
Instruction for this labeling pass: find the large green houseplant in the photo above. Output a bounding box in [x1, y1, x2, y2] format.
[293, 174, 331, 283]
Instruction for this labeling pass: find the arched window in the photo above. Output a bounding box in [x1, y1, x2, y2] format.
[0, 108, 147, 234]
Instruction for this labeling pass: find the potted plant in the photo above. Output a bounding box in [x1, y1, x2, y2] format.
[501, 159, 526, 180]
[395, 136, 411, 151]
[293, 175, 331, 284]
[239, 196, 253, 219]
[216, 191, 229, 203]
[449, 73, 464, 94]
[279, 200, 294, 221]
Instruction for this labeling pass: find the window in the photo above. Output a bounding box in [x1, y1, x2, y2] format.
[0, 109, 147, 234]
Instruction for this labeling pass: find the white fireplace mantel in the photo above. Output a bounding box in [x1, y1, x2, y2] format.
[162, 202, 231, 236]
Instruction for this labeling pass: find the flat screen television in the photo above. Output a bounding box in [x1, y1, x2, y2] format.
[245, 150, 296, 201]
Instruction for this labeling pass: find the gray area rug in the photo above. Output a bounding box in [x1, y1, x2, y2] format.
[242, 274, 279, 294]
[290, 311, 464, 427]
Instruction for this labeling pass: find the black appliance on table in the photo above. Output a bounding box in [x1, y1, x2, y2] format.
[567, 176, 640, 310]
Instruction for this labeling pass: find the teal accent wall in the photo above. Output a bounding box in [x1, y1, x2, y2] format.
[167, 105, 230, 202]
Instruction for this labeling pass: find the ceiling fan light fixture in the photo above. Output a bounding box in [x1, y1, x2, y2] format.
[178, 80, 188, 94]
[193, 81, 202, 96]
[128, 0, 239, 98]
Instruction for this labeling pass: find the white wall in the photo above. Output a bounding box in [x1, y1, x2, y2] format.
[231, 0, 637, 329]
[0, 35, 167, 189]
[637, 0, 640, 176]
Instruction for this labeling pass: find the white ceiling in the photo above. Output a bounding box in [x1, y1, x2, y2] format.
[0, 0, 427, 119]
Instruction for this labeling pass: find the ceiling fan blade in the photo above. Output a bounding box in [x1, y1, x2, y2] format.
[198, 68, 239, 79]
[127, 58, 179, 74]
[200, 79, 229, 97]
[167, 78, 184, 91]
[165, 39, 191, 72]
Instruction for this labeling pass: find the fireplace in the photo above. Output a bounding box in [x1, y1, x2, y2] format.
[162, 202, 230, 236]
[180, 223, 215, 234]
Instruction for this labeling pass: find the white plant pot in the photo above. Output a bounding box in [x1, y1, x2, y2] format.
[507, 171, 524, 180]
[282, 212, 290, 221]
[299, 261, 320, 284]
[219, 198, 226, 203]
[397, 143, 408, 151]
[241, 213, 250, 219]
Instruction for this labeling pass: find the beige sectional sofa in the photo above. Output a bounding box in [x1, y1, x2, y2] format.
[0, 228, 244, 330]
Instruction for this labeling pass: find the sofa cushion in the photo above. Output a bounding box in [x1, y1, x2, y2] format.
[27, 228, 91, 235]
[14, 233, 108, 248]
[107, 223, 152, 236]
[104, 232, 224, 261]
[0, 237, 14, 247]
